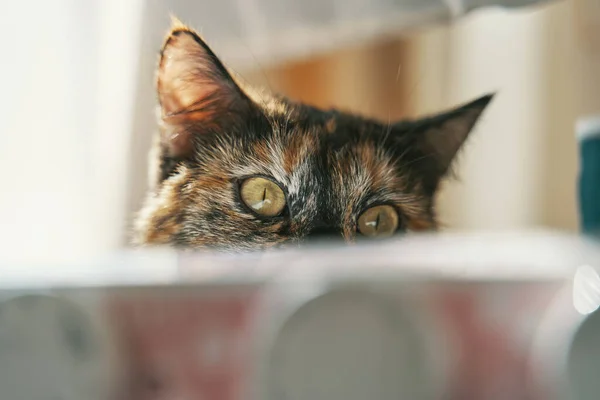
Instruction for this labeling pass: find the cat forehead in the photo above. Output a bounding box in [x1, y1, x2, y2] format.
[197, 117, 404, 201]
[221, 107, 396, 166]
[268, 101, 387, 138]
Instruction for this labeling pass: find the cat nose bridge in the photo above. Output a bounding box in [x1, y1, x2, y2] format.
[309, 225, 341, 238]
[306, 219, 345, 242]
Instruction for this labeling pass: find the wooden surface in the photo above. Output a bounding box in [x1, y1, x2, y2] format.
[571, 0, 600, 117]
[572, 0, 600, 51]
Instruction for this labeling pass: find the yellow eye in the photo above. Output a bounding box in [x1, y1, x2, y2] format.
[240, 177, 286, 217]
[357, 205, 399, 238]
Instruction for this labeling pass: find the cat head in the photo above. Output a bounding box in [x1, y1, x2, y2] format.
[133, 22, 493, 251]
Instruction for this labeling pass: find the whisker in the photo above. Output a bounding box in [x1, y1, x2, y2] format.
[395, 152, 437, 171]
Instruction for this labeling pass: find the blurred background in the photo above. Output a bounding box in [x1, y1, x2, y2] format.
[0, 0, 598, 262]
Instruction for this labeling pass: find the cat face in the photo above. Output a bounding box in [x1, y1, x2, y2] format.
[133, 22, 493, 251]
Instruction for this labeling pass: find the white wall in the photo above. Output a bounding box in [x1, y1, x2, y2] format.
[0, 0, 144, 263]
[407, 1, 582, 232]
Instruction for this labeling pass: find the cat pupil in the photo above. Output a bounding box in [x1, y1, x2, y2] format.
[366, 216, 379, 228]
[253, 200, 266, 210]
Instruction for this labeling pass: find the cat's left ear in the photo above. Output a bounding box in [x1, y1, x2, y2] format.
[403, 94, 494, 180]
[157, 21, 254, 158]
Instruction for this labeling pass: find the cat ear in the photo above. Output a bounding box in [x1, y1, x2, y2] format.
[157, 21, 253, 158]
[406, 94, 494, 177]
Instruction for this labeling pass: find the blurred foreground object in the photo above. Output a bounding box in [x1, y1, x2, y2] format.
[574, 0, 600, 238]
[1, 232, 600, 400]
[577, 117, 600, 237]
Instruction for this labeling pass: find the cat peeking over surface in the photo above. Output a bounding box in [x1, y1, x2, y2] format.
[133, 20, 493, 251]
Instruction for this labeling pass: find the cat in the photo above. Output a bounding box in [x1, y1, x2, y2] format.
[133, 20, 493, 251]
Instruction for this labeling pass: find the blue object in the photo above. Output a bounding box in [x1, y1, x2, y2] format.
[578, 117, 600, 237]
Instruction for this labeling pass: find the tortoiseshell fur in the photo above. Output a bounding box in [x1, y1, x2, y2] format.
[133, 21, 492, 251]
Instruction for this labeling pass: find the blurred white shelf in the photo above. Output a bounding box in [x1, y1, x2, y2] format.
[144, 0, 555, 69]
[1, 230, 599, 288]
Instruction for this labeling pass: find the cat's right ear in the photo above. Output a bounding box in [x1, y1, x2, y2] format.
[156, 21, 253, 158]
